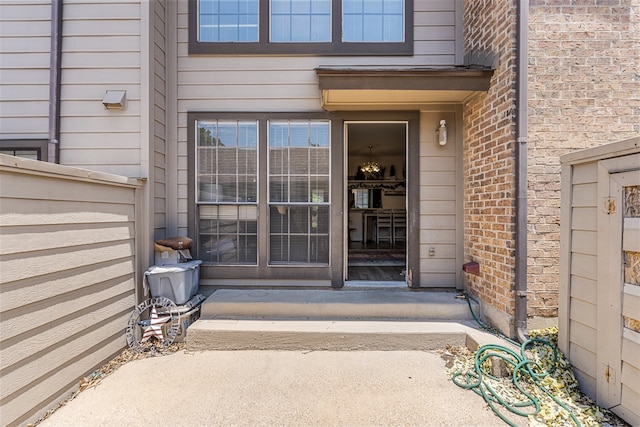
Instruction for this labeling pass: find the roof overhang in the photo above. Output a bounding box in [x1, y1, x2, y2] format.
[315, 66, 494, 111]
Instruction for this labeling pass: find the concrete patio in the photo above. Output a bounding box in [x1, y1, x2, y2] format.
[38, 288, 530, 426]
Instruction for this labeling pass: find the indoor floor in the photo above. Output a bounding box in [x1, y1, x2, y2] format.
[347, 241, 406, 282]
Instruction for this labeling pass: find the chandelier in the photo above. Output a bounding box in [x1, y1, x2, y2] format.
[360, 145, 381, 174]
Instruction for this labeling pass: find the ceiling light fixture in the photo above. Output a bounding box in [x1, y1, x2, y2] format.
[360, 145, 381, 174]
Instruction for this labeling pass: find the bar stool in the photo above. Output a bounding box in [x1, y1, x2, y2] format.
[376, 210, 393, 243]
[392, 210, 406, 245]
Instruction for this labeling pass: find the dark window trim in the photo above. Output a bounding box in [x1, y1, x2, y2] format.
[188, 0, 413, 56]
[0, 139, 48, 160]
[188, 112, 340, 283]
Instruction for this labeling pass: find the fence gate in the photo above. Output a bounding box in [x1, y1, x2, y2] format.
[598, 167, 640, 424]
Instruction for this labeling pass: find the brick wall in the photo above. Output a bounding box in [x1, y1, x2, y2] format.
[463, 0, 519, 336]
[528, 0, 640, 317]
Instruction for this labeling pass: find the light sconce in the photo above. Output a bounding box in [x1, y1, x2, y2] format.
[437, 120, 447, 146]
[102, 90, 127, 110]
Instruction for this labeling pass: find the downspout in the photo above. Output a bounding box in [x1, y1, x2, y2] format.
[48, 0, 63, 164]
[515, 0, 529, 343]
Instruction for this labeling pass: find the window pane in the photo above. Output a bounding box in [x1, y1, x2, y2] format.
[198, 147, 216, 174]
[291, 15, 311, 42]
[342, 14, 360, 41]
[289, 236, 309, 262]
[269, 177, 288, 202]
[269, 122, 289, 147]
[310, 177, 330, 204]
[290, 148, 309, 174]
[199, 0, 259, 42]
[364, 0, 383, 13]
[309, 148, 329, 174]
[310, 15, 331, 41]
[218, 148, 237, 174]
[269, 148, 287, 175]
[289, 176, 309, 202]
[289, 122, 309, 147]
[270, 0, 331, 42]
[384, 14, 403, 41]
[238, 176, 256, 202]
[309, 122, 330, 147]
[198, 176, 219, 202]
[384, 0, 403, 13]
[342, 0, 404, 42]
[364, 15, 383, 41]
[218, 175, 237, 201]
[237, 148, 256, 174]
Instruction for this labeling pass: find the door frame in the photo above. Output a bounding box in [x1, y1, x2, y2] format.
[336, 111, 420, 288]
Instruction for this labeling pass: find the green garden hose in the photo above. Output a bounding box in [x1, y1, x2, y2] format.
[451, 294, 583, 427]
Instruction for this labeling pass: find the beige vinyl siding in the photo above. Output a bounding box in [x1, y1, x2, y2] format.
[176, 0, 461, 232]
[621, 326, 640, 424]
[0, 154, 141, 427]
[0, 0, 51, 139]
[418, 110, 461, 288]
[58, 0, 143, 177]
[153, 0, 167, 237]
[565, 161, 599, 393]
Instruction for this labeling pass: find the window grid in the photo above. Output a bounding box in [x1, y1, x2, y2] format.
[191, 0, 412, 55]
[198, 0, 259, 42]
[197, 120, 258, 204]
[268, 120, 330, 265]
[198, 205, 258, 264]
[269, 205, 330, 264]
[342, 0, 404, 42]
[196, 120, 258, 265]
[270, 0, 331, 43]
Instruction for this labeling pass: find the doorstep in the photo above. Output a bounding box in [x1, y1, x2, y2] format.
[184, 289, 503, 351]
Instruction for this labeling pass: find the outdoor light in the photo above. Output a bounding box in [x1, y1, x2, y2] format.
[360, 145, 381, 174]
[102, 90, 127, 110]
[437, 120, 447, 146]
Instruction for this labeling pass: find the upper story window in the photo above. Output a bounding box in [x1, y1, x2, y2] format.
[270, 0, 331, 42]
[189, 0, 413, 55]
[199, 0, 259, 42]
[0, 140, 48, 161]
[342, 0, 404, 42]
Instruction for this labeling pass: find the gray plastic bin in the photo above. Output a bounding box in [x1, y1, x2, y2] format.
[145, 260, 202, 304]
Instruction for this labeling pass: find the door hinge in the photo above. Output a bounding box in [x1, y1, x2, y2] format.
[604, 365, 616, 383]
[604, 198, 616, 215]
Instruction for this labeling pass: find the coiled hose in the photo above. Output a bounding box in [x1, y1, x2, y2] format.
[451, 294, 582, 427]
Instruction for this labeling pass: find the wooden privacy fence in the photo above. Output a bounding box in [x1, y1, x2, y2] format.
[560, 137, 640, 426]
[0, 154, 145, 427]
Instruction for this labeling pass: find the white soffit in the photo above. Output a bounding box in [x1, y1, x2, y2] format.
[321, 89, 476, 111]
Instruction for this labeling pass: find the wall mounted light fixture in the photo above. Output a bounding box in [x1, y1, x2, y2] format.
[437, 120, 447, 146]
[102, 90, 127, 110]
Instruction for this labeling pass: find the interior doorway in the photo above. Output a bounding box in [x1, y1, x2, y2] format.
[345, 122, 407, 282]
